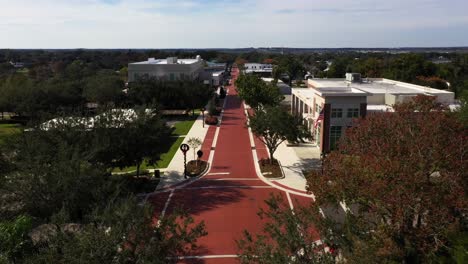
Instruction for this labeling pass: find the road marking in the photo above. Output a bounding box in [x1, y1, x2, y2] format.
[207, 172, 231, 175]
[250, 149, 314, 197]
[174, 254, 238, 260]
[184, 186, 274, 190]
[286, 192, 294, 210]
[160, 190, 175, 218]
[203, 178, 260, 181]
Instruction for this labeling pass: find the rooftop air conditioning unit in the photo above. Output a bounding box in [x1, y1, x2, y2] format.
[167, 57, 178, 64]
[346, 73, 362, 83]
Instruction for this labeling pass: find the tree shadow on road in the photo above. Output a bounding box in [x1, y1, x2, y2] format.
[167, 180, 251, 216]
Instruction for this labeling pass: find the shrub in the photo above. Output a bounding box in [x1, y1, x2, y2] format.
[204, 116, 218, 125]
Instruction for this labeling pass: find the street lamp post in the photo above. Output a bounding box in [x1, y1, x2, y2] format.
[180, 144, 190, 179]
[201, 107, 205, 128]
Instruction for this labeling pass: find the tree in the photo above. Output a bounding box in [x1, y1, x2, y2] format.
[249, 106, 310, 162]
[306, 95, 468, 262]
[1, 128, 111, 221]
[127, 79, 213, 112]
[26, 197, 207, 264]
[236, 74, 284, 110]
[457, 91, 468, 126]
[0, 215, 33, 263]
[237, 194, 334, 264]
[94, 108, 172, 177]
[187, 137, 202, 161]
[83, 70, 124, 105]
[183, 81, 214, 115]
[277, 56, 306, 84]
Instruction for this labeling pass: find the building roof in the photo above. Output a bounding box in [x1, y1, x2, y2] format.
[130, 57, 201, 65]
[291, 88, 316, 101]
[244, 63, 273, 73]
[308, 78, 454, 96]
[212, 70, 225, 77]
[206, 61, 227, 67]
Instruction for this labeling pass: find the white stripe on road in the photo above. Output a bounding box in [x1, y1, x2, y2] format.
[184, 186, 274, 190]
[207, 172, 231, 175]
[174, 254, 238, 260]
[286, 191, 294, 210]
[160, 190, 174, 218]
[203, 178, 261, 181]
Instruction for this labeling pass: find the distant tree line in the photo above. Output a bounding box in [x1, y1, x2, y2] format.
[0, 61, 214, 121]
[234, 51, 468, 98]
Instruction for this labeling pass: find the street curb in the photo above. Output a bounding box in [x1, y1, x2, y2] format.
[244, 102, 314, 198]
[259, 159, 286, 180]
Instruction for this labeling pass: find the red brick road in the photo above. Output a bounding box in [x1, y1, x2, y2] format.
[149, 68, 316, 263]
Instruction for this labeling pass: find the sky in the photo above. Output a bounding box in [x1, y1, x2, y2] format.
[0, 0, 467, 49]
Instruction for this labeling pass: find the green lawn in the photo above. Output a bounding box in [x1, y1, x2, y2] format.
[113, 116, 197, 174]
[0, 124, 21, 144]
[156, 136, 185, 168]
[173, 120, 196, 136]
[113, 136, 185, 173]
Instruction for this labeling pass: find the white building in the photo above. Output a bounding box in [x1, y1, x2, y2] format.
[292, 73, 456, 153]
[244, 63, 273, 76]
[200, 62, 228, 87]
[128, 56, 204, 82]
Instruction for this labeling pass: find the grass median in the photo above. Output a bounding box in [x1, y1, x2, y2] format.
[113, 117, 197, 173]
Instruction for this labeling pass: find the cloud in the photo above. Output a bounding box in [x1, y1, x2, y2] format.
[0, 0, 467, 48]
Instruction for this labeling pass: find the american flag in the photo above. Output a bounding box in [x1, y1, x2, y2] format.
[314, 109, 324, 129]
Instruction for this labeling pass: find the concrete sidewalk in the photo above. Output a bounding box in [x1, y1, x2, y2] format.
[272, 141, 321, 192]
[156, 114, 210, 190]
[246, 104, 321, 193]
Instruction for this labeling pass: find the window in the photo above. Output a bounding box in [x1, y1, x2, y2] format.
[304, 104, 309, 114]
[169, 73, 175, 81]
[331, 108, 343, 118]
[316, 104, 322, 115]
[347, 108, 359, 118]
[330, 126, 342, 150]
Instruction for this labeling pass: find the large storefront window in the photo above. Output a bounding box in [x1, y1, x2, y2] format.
[330, 126, 342, 150]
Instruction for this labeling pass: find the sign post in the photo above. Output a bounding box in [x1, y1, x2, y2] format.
[196, 150, 203, 167]
[180, 144, 190, 179]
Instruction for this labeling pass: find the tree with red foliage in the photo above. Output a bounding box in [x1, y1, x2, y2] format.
[306, 95, 468, 262]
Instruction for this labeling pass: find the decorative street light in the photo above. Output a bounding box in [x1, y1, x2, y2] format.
[201, 107, 205, 128]
[180, 143, 190, 179]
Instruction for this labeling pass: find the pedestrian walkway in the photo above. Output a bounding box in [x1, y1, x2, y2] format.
[157, 114, 212, 190]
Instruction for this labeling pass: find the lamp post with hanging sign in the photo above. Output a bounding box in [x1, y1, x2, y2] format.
[180, 144, 190, 179]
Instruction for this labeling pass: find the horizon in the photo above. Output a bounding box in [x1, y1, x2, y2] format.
[1, 0, 468, 49]
[3, 46, 468, 51]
